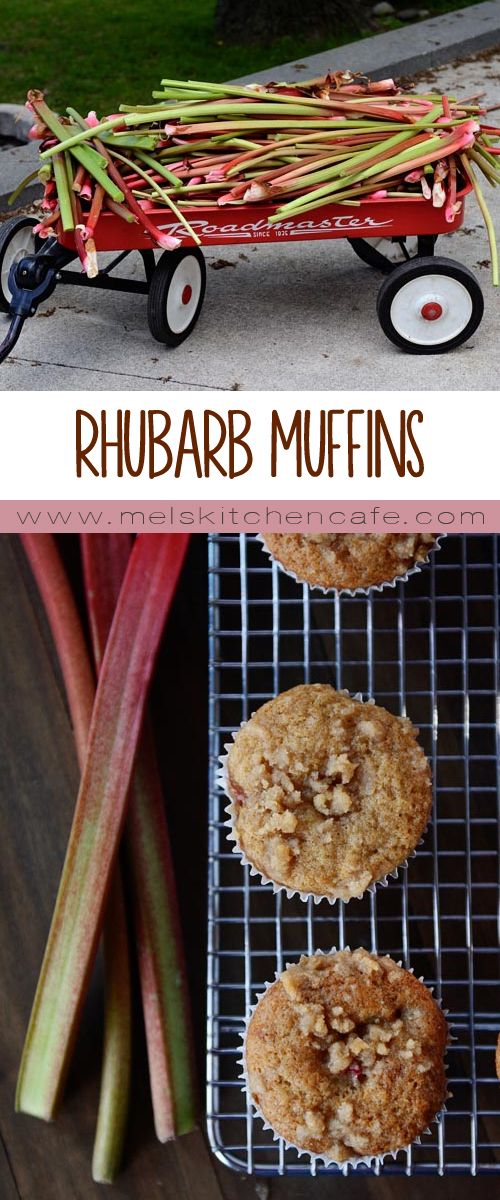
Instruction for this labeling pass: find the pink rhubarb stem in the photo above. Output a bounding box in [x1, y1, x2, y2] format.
[19, 534, 132, 1184]
[80, 534, 197, 1141]
[20, 534, 94, 759]
[16, 534, 189, 1123]
[445, 155, 458, 222]
[86, 183, 105, 238]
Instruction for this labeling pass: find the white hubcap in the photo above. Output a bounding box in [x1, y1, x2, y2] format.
[166, 256, 202, 334]
[1, 226, 36, 304]
[390, 273, 473, 346]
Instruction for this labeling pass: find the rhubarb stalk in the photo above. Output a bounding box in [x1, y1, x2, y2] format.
[19, 534, 132, 1184]
[92, 868, 131, 1184]
[25, 75, 500, 283]
[16, 534, 190, 1123]
[80, 533, 197, 1141]
[20, 534, 94, 757]
[460, 152, 499, 285]
[28, 92, 125, 202]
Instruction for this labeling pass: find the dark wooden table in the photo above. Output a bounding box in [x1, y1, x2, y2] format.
[0, 534, 497, 1200]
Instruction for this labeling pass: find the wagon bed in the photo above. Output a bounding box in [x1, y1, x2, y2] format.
[0, 184, 485, 361]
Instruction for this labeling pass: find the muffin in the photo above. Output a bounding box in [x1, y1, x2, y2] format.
[261, 532, 437, 592]
[225, 684, 431, 901]
[245, 948, 448, 1163]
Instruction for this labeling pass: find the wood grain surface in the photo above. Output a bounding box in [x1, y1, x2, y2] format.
[0, 533, 497, 1200]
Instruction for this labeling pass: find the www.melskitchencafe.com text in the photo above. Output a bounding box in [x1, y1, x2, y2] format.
[12, 506, 487, 532]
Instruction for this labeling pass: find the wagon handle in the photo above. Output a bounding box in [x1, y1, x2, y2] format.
[0, 240, 75, 367]
[0, 314, 26, 366]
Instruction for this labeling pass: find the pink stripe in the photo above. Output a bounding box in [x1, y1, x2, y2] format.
[2, 500, 496, 533]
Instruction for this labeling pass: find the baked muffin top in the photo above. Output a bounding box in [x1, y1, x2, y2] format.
[227, 684, 431, 900]
[245, 948, 448, 1162]
[262, 533, 436, 591]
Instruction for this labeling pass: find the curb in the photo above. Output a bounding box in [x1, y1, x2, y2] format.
[0, 104, 41, 214]
[0, 103, 32, 141]
[234, 0, 500, 84]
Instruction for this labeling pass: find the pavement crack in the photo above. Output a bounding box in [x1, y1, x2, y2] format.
[7, 356, 233, 389]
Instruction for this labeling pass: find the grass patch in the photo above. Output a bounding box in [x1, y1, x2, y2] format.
[0, 0, 479, 117]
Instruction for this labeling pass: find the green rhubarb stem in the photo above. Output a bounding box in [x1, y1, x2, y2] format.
[135, 150, 182, 188]
[157, 139, 240, 156]
[19, 535, 132, 1185]
[102, 134, 160, 151]
[267, 180, 392, 221]
[460, 153, 499, 285]
[167, 118, 457, 138]
[150, 101, 353, 118]
[123, 91, 217, 106]
[212, 137, 262, 148]
[338, 107, 443, 174]
[39, 116, 124, 156]
[29, 96, 105, 169]
[224, 129, 357, 177]
[161, 77, 267, 96]
[38, 109, 374, 158]
[468, 146, 500, 183]
[156, 78, 432, 114]
[162, 78, 304, 100]
[16, 534, 190, 1124]
[80, 534, 197, 1141]
[126, 734, 196, 1138]
[28, 94, 124, 203]
[274, 130, 464, 216]
[92, 869, 132, 1184]
[105, 198, 138, 223]
[53, 154, 74, 231]
[7, 169, 41, 207]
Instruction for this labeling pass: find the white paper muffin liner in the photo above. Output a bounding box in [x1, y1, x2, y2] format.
[238, 948, 451, 1172]
[256, 532, 445, 599]
[219, 690, 430, 906]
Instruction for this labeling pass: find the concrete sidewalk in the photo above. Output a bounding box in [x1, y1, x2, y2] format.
[2, 51, 500, 391]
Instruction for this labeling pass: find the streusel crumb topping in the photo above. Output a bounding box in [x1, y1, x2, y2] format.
[227, 684, 431, 899]
[245, 949, 448, 1161]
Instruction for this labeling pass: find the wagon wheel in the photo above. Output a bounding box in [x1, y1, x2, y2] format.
[0, 216, 39, 313]
[377, 257, 484, 354]
[348, 234, 438, 275]
[147, 247, 206, 347]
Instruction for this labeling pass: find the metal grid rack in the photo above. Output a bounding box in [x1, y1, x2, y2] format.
[207, 533, 500, 1176]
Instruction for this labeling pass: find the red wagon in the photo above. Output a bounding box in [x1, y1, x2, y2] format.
[0, 183, 484, 361]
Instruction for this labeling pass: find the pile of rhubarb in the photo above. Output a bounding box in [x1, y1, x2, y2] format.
[20, 71, 500, 282]
[16, 534, 196, 1183]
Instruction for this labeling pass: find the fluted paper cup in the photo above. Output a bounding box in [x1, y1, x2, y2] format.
[257, 533, 444, 598]
[238, 948, 450, 1171]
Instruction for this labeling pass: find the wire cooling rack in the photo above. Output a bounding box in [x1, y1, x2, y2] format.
[206, 533, 500, 1176]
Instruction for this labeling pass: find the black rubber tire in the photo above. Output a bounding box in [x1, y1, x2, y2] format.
[376, 256, 484, 354]
[147, 247, 206, 347]
[0, 216, 39, 313]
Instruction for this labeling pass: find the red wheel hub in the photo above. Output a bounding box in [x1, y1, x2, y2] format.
[421, 300, 443, 321]
[181, 284, 193, 306]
